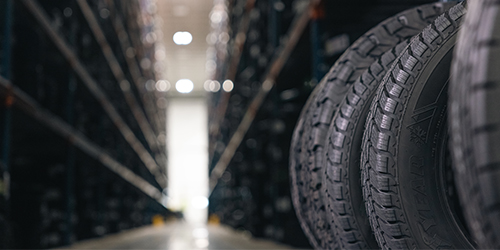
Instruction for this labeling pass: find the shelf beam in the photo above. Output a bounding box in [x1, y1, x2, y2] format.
[22, 0, 167, 188]
[209, 1, 317, 195]
[0, 75, 166, 206]
[76, 0, 161, 157]
[104, 0, 167, 167]
[209, 0, 255, 159]
[105, 0, 162, 135]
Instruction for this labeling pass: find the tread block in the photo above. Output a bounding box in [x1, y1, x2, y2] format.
[337, 64, 355, 82]
[418, 4, 444, 20]
[312, 127, 328, 147]
[328, 149, 343, 164]
[435, 15, 452, 33]
[378, 219, 405, 237]
[380, 50, 397, 69]
[394, 68, 411, 85]
[386, 80, 405, 98]
[326, 164, 342, 182]
[422, 25, 441, 45]
[332, 185, 344, 200]
[370, 188, 397, 208]
[332, 131, 346, 148]
[355, 79, 370, 98]
[401, 51, 419, 71]
[380, 94, 398, 114]
[370, 170, 397, 193]
[317, 99, 335, 124]
[356, 35, 379, 57]
[347, 91, 361, 106]
[340, 104, 355, 118]
[335, 116, 350, 132]
[373, 201, 399, 222]
[383, 16, 406, 35]
[338, 216, 353, 230]
[410, 40, 429, 58]
[375, 108, 394, 130]
[333, 202, 347, 215]
[449, 4, 466, 21]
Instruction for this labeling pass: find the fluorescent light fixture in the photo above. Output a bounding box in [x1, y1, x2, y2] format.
[173, 31, 193, 45]
[175, 79, 194, 93]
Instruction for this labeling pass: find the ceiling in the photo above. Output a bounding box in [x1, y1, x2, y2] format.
[156, 0, 214, 97]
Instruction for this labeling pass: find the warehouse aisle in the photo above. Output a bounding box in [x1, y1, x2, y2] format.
[61, 221, 301, 250]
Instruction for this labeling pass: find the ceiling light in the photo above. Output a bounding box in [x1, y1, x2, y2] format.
[156, 80, 170, 92]
[175, 79, 194, 93]
[222, 80, 234, 92]
[173, 31, 192, 45]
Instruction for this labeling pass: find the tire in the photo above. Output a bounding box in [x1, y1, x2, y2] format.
[449, 1, 500, 248]
[289, 3, 454, 249]
[360, 3, 473, 249]
[324, 39, 410, 249]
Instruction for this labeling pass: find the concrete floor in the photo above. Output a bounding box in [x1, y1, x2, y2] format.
[59, 221, 304, 250]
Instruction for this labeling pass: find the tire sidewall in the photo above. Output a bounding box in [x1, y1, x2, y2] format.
[397, 32, 472, 248]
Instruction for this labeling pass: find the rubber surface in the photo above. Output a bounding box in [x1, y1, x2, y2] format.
[449, 1, 500, 248]
[289, 3, 454, 249]
[324, 39, 410, 249]
[361, 3, 473, 249]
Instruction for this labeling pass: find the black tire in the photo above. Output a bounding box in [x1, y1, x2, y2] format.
[360, 3, 473, 249]
[324, 39, 410, 249]
[449, 1, 500, 248]
[289, 3, 453, 249]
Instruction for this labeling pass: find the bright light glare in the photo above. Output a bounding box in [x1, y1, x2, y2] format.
[204, 80, 221, 92]
[175, 79, 194, 93]
[155, 49, 166, 61]
[195, 238, 209, 248]
[156, 80, 170, 92]
[203, 80, 212, 92]
[173, 31, 193, 45]
[205, 60, 216, 72]
[222, 80, 234, 92]
[210, 81, 221, 92]
[192, 228, 209, 238]
[191, 196, 209, 209]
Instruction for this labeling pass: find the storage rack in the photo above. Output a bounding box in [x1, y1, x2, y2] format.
[207, 0, 438, 247]
[0, 0, 170, 248]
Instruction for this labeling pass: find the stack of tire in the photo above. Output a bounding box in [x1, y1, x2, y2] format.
[289, 1, 500, 248]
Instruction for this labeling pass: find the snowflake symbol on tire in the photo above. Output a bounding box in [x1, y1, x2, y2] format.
[409, 125, 427, 146]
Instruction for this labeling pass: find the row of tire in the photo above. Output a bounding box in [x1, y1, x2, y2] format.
[290, 1, 500, 249]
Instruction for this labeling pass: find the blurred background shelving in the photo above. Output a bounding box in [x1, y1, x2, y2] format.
[0, 0, 442, 249]
[0, 0, 170, 248]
